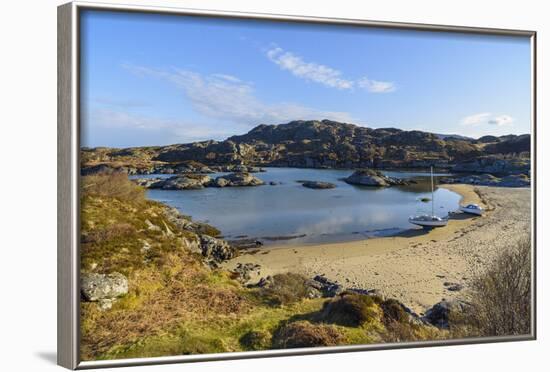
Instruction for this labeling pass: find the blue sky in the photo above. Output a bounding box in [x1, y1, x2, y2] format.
[80, 10, 532, 148]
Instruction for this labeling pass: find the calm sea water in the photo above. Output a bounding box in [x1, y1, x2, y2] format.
[136, 168, 461, 245]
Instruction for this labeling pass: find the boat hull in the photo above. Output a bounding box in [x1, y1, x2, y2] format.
[408, 219, 448, 227]
[460, 206, 483, 216]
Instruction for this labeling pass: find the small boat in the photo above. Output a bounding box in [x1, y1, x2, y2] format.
[460, 203, 483, 216]
[409, 166, 449, 228]
[408, 214, 449, 227]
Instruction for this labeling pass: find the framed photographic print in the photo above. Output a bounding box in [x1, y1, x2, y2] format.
[57, 1, 536, 369]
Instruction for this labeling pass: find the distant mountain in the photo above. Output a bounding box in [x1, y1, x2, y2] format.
[82, 119, 531, 172]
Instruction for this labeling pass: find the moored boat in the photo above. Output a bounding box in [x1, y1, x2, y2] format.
[409, 166, 449, 228]
[460, 203, 483, 216]
[408, 214, 449, 227]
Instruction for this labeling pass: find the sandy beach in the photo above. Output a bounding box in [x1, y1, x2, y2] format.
[223, 184, 531, 314]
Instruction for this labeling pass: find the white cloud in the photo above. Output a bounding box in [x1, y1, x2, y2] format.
[266, 47, 353, 90]
[266, 46, 395, 93]
[461, 112, 492, 126]
[357, 77, 396, 93]
[123, 63, 355, 125]
[460, 112, 514, 127]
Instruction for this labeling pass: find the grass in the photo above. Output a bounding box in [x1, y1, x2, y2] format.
[79, 173, 457, 361]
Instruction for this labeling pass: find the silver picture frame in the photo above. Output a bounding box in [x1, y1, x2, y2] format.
[58, 1, 537, 369]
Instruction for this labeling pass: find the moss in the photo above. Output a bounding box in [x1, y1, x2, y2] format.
[256, 272, 313, 306]
[239, 330, 272, 351]
[380, 299, 410, 324]
[272, 321, 346, 349]
[320, 292, 382, 327]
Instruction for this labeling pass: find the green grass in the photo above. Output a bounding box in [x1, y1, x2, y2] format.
[79, 173, 446, 361]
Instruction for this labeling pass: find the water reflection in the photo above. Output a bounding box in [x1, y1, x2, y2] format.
[144, 168, 461, 245]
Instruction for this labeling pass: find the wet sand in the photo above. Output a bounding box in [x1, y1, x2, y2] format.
[222, 184, 531, 314]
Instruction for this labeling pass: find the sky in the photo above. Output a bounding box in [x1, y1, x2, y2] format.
[80, 10, 533, 148]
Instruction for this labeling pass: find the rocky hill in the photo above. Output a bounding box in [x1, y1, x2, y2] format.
[82, 119, 531, 174]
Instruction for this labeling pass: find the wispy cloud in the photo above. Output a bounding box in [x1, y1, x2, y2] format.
[265, 46, 395, 93]
[122, 63, 355, 125]
[461, 112, 514, 126]
[357, 77, 396, 93]
[266, 47, 353, 90]
[89, 108, 240, 143]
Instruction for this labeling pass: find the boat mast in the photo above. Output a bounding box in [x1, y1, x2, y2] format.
[431, 166, 434, 216]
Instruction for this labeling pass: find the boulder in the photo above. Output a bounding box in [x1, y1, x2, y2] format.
[422, 299, 472, 329]
[308, 275, 344, 297]
[81, 272, 128, 302]
[132, 177, 164, 188]
[233, 262, 262, 283]
[344, 169, 409, 187]
[160, 175, 211, 190]
[208, 177, 230, 188]
[300, 181, 337, 189]
[199, 235, 236, 262]
[223, 172, 264, 186]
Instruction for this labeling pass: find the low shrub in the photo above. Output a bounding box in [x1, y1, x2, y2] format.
[463, 237, 531, 336]
[258, 272, 312, 306]
[272, 321, 345, 348]
[321, 292, 381, 327]
[82, 173, 145, 202]
[81, 223, 135, 244]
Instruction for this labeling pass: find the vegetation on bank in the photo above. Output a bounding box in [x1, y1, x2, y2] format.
[80, 173, 532, 361]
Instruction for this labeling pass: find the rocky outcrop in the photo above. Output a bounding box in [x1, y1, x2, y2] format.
[219, 173, 264, 187]
[233, 263, 262, 283]
[134, 172, 265, 189]
[422, 299, 472, 329]
[299, 181, 337, 189]
[81, 272, 128, 305]
[344, 169, 410, 187]
[160, 175, 212, 190]
[199, 235, 236, 263]
[441, 173, 530, 187]
[83, 120, 531, 173]
[452, 156, 530, 175]
[307, 275, 344, 297]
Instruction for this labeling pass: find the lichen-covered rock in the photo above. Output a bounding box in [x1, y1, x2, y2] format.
[199, 235, 236, 262]
[81, 272, 128, 302]
[233, 263, 262, 283]
[344, 169, 409, 187]
[222, 172, 264, 186]
[422, 299, 472, 329]
[208, 177, 230, 187]
[300, 181, 337, 189]
[160, 175, 212, 190]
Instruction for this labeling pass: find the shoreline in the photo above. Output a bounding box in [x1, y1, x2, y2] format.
[222, 184, 531, 314]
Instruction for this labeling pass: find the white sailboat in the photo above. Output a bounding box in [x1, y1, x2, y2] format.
[409, 166, 449, 228]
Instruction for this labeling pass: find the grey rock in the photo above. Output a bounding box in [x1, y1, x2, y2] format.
[423, 299, 472, 329]
[223, 172, 264, 187]
[344, 169, 409, 187]
[81, 272, 128, 302]
[310, 275, 344, 297]
[161, 175, 211, 190]
[300, 181, 337, 189]
[133, 177, 165, 188]
[233, 263, 262, 283]
[199, 235, 236, 263]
